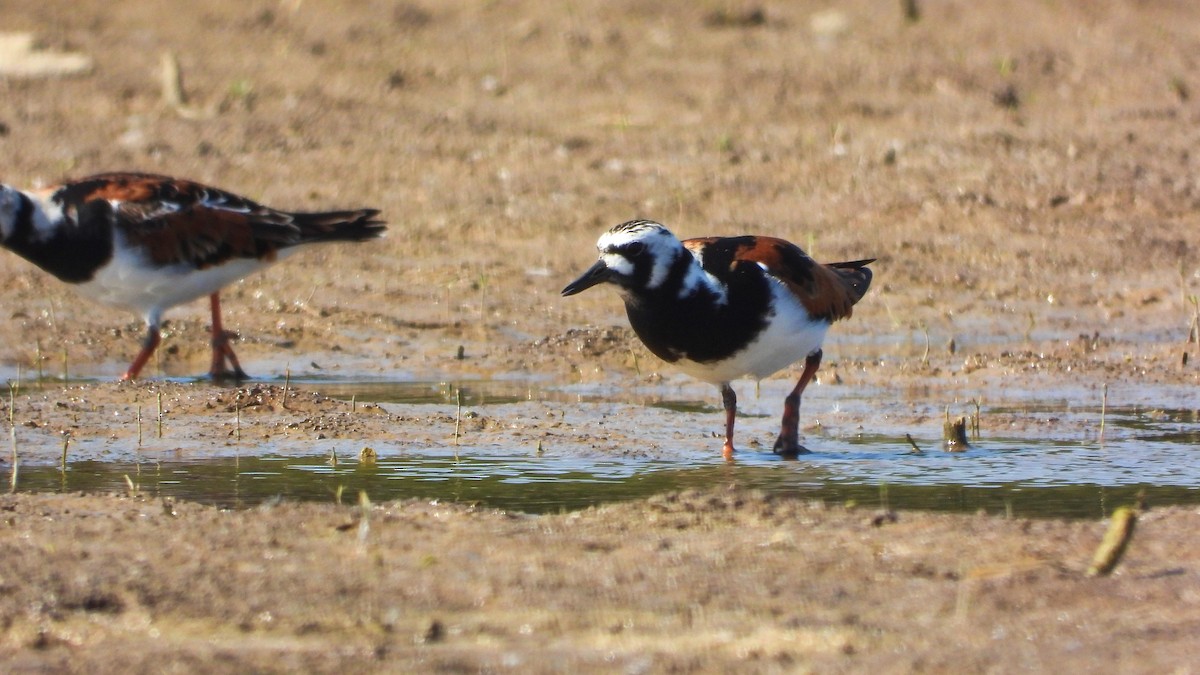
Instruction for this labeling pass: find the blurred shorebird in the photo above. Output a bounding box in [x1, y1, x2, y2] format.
[0, 172, 385, 380]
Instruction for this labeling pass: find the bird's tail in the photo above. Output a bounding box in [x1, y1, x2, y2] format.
[292, 209, 386, 243]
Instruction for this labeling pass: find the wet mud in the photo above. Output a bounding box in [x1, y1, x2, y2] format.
[1, 0, 1199, 670]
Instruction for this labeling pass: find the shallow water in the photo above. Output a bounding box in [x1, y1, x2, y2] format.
[9, 378, 1199, 518]
[14, 449, 1199, 519]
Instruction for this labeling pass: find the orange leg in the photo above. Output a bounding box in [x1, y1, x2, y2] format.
[720, 383, 737, 461]
[773, 350, 822, 457]
[209, 293, 249, 381]
[122, 325, 162, 381]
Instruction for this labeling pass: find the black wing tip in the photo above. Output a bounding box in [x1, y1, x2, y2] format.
[351, 209, 387, 236]
[294, 208, 387, 242]
[323, 207, 385, 225]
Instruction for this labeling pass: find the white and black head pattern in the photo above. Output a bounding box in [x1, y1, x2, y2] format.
[561, 219, 696, 298]
[0, 184, 66, 248]
[595, 220, 685, 291]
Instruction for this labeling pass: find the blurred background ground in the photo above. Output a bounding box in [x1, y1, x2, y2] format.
[0, 1, 1198, 671]
[0, 0, 1197, 386]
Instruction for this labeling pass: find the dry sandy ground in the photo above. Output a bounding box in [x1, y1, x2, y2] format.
[1, 491, 1198, 673]
[1, 0, 1199, 671]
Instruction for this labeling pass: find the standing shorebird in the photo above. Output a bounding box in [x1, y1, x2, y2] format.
[0, 172, 385, 380]
[562, 219, 872, 459]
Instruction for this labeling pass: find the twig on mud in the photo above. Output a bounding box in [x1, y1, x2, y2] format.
[6, 382, 22, 492]
[160, 51, 186, 107]
[156, 391, 164, 438]
[9, 426, 18, 494]
[920, 321, 930, 364]
[35, 339, 43, 383]
[1098, 383, 1108, 445]
[1185, 294, 1199, 364]
[160, 51, 215, 120]
[904, 433, 923, 454]
[902, 429, 921, 451]
[303, 283, 319, 308]
[477, 271, 490, 324]
[283, 366, 292, 411]
[60, 432, 70, 474]
[880, 301, 902, 329]
[6, 382, 22, 489]
[454, 387, 463, 451]
[971, 398, 983, 440]
[357, 490, 371, 547]
[1087, 493, 1144, 577]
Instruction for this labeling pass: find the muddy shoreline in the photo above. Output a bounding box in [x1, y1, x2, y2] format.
[2, 0, 1199, 670]
[2, 491, 1198, 672]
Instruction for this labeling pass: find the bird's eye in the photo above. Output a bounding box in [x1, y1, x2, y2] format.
[626, 242, 645, 256]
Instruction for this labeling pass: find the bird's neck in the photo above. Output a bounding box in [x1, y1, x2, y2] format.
[623, 249, 727, 308]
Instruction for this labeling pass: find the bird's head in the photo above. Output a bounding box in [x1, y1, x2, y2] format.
[561, 220, 684, 297]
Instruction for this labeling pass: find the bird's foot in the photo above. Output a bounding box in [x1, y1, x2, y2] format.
[210, 330, 249, 382]
[772, 435, 811, 458]
[209, 365, 249, 383]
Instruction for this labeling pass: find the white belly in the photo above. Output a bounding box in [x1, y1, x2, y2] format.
[74, 240, 288, 324]
[674, 279, 828, 384]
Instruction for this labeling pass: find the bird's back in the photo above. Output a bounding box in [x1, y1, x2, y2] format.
[684, 236, 874, 323]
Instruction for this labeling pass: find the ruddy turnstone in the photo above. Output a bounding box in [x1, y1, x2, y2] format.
[562, 219, 873, 459]
[0, 172, 385, 380]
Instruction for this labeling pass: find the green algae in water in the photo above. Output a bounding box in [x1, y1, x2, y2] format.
[14, 453, 1200, 518]
[5, 378, 1199, 518]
